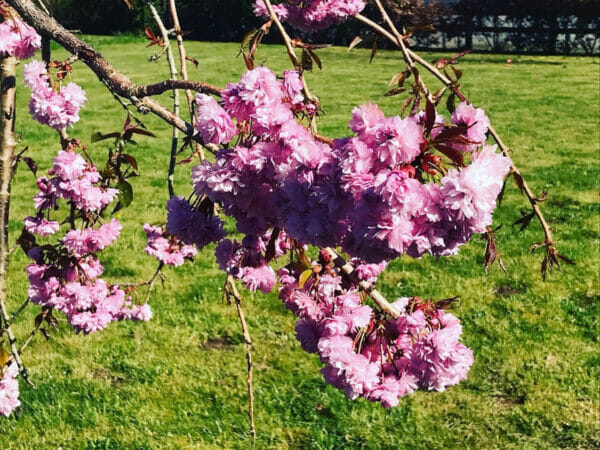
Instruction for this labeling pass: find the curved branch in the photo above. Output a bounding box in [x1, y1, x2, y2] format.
[132, 79, 221, 98]
[354, 10, 556, 247]
[6, 0, 220, 147]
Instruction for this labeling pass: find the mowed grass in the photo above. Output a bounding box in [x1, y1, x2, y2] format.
[0, 37, 598, 448]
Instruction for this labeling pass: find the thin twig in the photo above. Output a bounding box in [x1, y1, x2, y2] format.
[120, 262, 164, 289]
[225, 274, 256, 440]
[146, 1, 180, 198]
[354, 9, 556, 247]
[261, 0, 318, 106]
[168, 0, 205, 162]
[322, 248, 401, 318]
[9, 298, 29, 323]
[100, 78, 147, 128]
[168, 0, 194, 121]
[6, 309, 49, 369]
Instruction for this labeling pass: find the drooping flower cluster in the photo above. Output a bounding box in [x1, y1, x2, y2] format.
[278, 255, 473, 407]
[182, 66, 509, 404]
[143, 223, 197, 267]
[193, 67, 510, 266]
[0, 15, 40, 59]
[166, 196, 226, 249]
[253, 0, 366, 31]
[0, 364, 20, 417]
[25, 149, 118, 225]
[24, 60, 87, 130]
[215, 230, 289, 294]
[24, 149, 152, 334]
[143, 195, 226, 267]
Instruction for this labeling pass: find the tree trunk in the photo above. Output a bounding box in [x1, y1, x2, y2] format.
[0, 56, 17, 318]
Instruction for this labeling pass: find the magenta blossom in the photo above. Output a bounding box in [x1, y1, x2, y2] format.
[450, 101, 490, 152]
[143, 224, 198, 267]
[253, 0, 366, 31]
[0, 17, 41, 60]
[24, 60, 87, 130]
[195, 93, 237, 145]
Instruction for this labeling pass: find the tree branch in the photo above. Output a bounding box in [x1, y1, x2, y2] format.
[354, 9, 556, 248]
[168, 0, 205, 162]
[146, 0, 180, 198]
[224, 274, 256, 440]
[6, 0, 219, 149]
[322, 248, 402, 318]
[0, 55, 33, 387]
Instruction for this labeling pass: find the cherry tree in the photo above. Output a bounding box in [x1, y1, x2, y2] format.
[0, 0, 571, 438]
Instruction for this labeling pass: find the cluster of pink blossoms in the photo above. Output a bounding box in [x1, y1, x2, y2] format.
[278, 253, 473, 407]
[143, 195, 226, 267]
[24, 60, 87, 130]
[0, 15, 40, 59]
[215, 230, 290, 294]
[0, 364, 20, 417]
[192, 66, 511, 265]
[25, 149, 152, 334]
[181, 66, 510, 404]
[253, 0, 365, 31]
[143, 224, 197, 267]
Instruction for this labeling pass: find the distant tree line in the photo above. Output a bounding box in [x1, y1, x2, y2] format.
[48, 0, 598, 54]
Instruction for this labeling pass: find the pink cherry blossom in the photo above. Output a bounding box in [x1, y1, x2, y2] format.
[195, 93, 237, 145]
[0, 363, 21, 417]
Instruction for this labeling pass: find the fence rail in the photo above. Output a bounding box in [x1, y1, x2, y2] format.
[412, 15, 599, 55]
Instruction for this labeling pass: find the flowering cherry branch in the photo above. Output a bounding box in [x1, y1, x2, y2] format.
[353, 5, 570, 278]
[6, 0, 219, 147]
[0, 0, 570, 432]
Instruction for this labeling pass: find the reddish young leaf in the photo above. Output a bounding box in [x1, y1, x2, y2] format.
[424, 99, 436, 136]
[308, 49, 322, 70]
[186, 56, 199, 69]
[369, 40, 378, 64]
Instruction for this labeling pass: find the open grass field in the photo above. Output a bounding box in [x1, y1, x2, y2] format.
[1, 36, 598, 448]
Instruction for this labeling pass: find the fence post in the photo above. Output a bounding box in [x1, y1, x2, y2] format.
[465, 14, 473, 50]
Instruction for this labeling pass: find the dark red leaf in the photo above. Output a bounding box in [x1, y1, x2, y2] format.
[21, 156, 37, 175]
[186, 56, 199, 69]
[369, 40, 377, 64]
[513, 211, 535, 231]
[121, 154, 138, 170]
[425, 99, 436, 136]
[308, 49, 322, 70]
[384, 87, 406, 97]
[434, 144, 465, 167]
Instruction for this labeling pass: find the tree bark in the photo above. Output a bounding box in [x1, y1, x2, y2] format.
[0, 56, 29, 382]
[0, 56, 17, 325]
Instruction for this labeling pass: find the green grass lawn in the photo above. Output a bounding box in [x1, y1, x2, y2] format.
[1, 37, 598, 449]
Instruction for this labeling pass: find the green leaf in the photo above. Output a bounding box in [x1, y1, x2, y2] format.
[117, 180, 133, 208]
